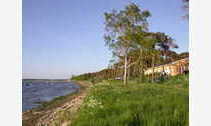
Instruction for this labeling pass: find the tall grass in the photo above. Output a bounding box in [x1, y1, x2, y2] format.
[71, 75, 189, 126]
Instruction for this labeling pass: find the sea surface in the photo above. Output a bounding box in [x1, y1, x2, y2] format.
[22, 81, 80, 112]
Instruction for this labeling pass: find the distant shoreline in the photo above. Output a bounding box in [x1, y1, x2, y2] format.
[22, 79, 70, 83]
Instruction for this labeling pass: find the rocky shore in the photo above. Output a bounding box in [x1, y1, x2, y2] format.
[22, 81, 91, 126]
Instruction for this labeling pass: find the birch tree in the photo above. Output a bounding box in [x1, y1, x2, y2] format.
[104, 3, 151, 85]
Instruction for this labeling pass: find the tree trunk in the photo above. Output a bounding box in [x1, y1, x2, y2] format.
[127, 67, 130, 81]
[123, 54, 128, 85]
[162, 52, 166, 74]
[152, 55, 155, 82]
[139, 49, 144, 82]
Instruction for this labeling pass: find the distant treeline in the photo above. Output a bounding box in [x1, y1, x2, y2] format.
[71, 52, 189, 81]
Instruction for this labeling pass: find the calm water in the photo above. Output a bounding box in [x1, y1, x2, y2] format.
[22, 81, 79, 112]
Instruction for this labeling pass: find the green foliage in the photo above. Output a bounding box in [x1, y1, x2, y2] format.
[71, 75, 189, 126]
[160, 74, 189, 88]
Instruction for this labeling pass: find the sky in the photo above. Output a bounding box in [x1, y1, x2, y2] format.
[23, 0, 189, 79]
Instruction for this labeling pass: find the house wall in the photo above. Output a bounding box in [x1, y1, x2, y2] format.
[144, 58, 189, 76]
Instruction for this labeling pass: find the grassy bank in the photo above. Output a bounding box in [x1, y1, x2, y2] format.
[71, 74, 189, 126]
[22, 81, 91, 126]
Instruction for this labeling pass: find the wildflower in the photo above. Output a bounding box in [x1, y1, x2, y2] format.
[85, 96, 104, 109]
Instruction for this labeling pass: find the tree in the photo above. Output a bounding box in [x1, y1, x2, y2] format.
[155, 32, 178, 73]
[104, 3, 151, 85]
[130, 32, 157, 82]
[182, 0, 189, 19]
[179, 52, 189, 59]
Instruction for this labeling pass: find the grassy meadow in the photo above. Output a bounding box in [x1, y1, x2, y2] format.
[71, 74, 189, 126]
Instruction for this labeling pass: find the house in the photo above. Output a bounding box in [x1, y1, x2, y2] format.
[144, 57, 189, 76]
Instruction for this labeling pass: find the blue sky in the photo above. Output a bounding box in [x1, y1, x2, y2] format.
[23, 0, 189, 79]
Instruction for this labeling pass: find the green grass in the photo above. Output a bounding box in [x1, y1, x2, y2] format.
[71, 74, 189, 126]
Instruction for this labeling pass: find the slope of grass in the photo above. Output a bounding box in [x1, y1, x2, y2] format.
[161, 74, 189, 88]
[71, 74, 189, 126]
